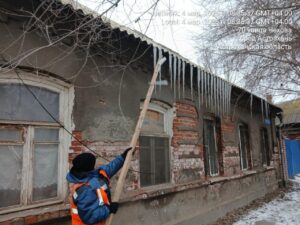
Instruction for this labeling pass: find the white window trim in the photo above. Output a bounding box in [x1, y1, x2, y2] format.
[140, 101, 174, 137]
[0, 70, 74, 214]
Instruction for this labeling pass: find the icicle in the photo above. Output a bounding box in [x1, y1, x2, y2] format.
[267, 102, 270, 120]
[173, 55, 176, 99]
[264, 100, 268, 119]
[214, 76, 219, 115]
[182, 61, 185, 99]
[219, 78, 222, 116]
[261, 98, 264, 122]
[224, 81, 227, 115]
[219, 79, 222, 115]
[169, 54, 172, 89]
[190, 65, 193, 100]
[201, 69, 204, 104]
[178, 59, 181, 99]
[206, 72, 211, 110]
[225, 82, 230, 115]
[250, 94, 253, 118]
[153, 46, 157, 70]
[228, 84, 232, 115]
[223, 81, 227, 115]
[216, 77, 219, 116]
[173, 56, 177, 99]
[220, 80, 224, 115]
[158, 49, 163, 93]
[197, 67, 200, 108]
[213, 75, 216, 112]
[153, 46, 157, 93]
[205, 72, 208, 109]
[210, 73, 213, 111]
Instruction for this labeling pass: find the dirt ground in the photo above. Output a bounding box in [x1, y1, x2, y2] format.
[210, 182, 292, 225]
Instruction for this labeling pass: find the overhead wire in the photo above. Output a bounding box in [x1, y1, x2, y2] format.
[12, 68, 154, 175]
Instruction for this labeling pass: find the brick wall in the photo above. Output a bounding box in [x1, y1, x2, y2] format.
[87, 141, 136, 191]
[69, 130, 85, 163]
[172, 101, 205, 183]
[222, 146, 241, 176]
[0, 210, 69, 225]
[68, 132, 133, 189]
[221, 116, 241, 176]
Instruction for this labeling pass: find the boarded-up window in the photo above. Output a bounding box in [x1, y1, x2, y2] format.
[203, 119, 219, 176]
[142, 110, 164, 134]
[139, 136, 170, 186]
[238, 124, 250, 170]
[260, 128, 270, 166]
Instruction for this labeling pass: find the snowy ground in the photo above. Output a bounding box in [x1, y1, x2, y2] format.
[234, 175, 300, 225]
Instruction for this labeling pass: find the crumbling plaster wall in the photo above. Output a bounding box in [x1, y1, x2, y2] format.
[113, 169, 278, 225]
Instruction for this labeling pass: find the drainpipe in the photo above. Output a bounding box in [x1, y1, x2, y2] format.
[276, 112, 286, 187]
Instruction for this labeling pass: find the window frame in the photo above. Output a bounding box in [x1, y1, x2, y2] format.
[203, 117, 220, 177]
[238, 123, 251, 170]
[0, 71, 74, 214]
[139, 101, 173, 187]
[139, 135, 170, 187]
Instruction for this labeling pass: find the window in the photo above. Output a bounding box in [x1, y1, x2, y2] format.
[140, 136, 170, 186]
[238, 123, 251, 170]
[203, 118, 221, 176]
[0, 72, 73, 212]
[260, 128, 270, 166]
[139, 102, 172, 187]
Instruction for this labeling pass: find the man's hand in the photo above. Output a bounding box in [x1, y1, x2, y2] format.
[121, 147, 132, 160]
[108, 202, 119, 214]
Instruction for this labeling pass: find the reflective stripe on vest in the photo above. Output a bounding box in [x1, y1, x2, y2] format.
[96, 186, 110, 206]
[72, 208, 78, 214]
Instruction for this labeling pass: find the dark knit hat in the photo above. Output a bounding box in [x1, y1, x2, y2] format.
[72, 153, 96, 172]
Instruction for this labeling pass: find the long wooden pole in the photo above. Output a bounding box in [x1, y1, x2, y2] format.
[105, 57, 166, 225]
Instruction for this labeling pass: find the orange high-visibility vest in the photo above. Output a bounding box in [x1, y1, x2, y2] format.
[70, 170, 110, 225]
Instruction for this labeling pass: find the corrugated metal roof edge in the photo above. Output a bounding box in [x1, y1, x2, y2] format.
[60, 0, 281, 111]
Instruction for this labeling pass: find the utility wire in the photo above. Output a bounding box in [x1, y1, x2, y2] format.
[13, 69, 154, 175]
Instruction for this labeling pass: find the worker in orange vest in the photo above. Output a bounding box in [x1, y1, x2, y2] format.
[66, 148, 131, 225]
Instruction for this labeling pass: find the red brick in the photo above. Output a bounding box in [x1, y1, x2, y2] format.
[24, 216, 38, 225]
[72, 130, 82, 139]
[0, 220, 12, 225]
[70, 146, 82, 152]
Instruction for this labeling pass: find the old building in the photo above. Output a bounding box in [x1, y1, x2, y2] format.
[0, 0, 284, 224]
[277, 99, 300, 178]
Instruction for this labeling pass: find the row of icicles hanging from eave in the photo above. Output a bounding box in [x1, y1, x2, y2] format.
[153, 46, 271, 121]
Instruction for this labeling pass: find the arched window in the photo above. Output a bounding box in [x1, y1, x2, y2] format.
[0, 71, 73, 212]
[139, 101, 173, 187]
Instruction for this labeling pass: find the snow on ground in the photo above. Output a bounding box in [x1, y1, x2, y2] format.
[234, 175, 300, 225]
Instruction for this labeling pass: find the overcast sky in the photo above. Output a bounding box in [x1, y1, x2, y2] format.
[78, 0, 206, 64]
